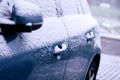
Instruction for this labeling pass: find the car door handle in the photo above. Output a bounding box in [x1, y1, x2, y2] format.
[86, 31, 94, 42]
[54, 43, 67, 60]
[54, 43, 67, 54]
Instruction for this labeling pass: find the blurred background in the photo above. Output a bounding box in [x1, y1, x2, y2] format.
[88, 0, 120, 79]
[88, 0, 120, 56]
[88, 0, 120, 35]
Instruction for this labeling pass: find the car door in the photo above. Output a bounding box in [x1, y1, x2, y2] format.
[61, 0, 100, 80]
[0, 1, 69, 80]
[27, 17, 69, 80]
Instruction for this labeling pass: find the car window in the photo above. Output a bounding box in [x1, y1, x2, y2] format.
[61, 0, 83, 15]
[79, 0, 91, 14]
[27, 0, 84, 17]
[28, 0, 57, 17]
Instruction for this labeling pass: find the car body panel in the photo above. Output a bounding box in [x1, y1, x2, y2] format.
[61, 14, 100, 80]
[0, 17, 69, 80]
[0, 0, 101, 80]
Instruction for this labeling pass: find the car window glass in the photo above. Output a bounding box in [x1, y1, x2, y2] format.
[79, 0, 91, 13]
[27, 0, 84, 17]
[27, 0, 57, 17]
[61, 0, 83, 15]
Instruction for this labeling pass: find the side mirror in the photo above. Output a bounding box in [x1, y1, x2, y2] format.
[0, 0, 43, 34]
[0, 21, 43, 34]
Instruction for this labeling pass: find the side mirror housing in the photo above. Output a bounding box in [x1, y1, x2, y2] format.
[0, 21, 43, 34]
[0, 0, 43, 34]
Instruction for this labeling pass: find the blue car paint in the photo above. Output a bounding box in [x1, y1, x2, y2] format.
[0, 0, 101, 80]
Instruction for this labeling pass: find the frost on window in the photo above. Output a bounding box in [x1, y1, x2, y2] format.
[79, 0, 91, 13]
[61, 0, 82, 15]
[26, 0, 84, 17]
[27, 0, 57, 17]
[0, 0, 13, 18]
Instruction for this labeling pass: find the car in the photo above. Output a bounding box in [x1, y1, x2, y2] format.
[0, 0, 101, 80]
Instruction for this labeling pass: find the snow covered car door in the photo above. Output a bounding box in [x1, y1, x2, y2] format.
[61, 0, 101, 80]
[0, 0, 69, 80]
